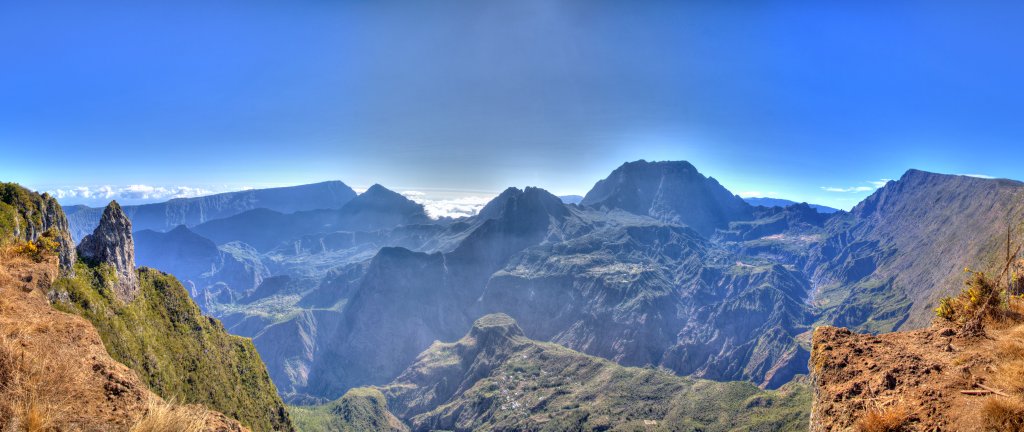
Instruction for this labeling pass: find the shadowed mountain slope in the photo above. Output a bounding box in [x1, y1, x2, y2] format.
[580, 160, 753, 237]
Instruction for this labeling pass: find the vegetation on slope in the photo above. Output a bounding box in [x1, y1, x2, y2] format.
[0, 248, 245, 431]
[297, 314, 810, 432]
[288, 388, 407, 432]
[51, 261, 293, 431]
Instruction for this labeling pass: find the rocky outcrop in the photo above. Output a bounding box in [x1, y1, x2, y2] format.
[76, 201, 139, 302]
[0, 182, 76, 271]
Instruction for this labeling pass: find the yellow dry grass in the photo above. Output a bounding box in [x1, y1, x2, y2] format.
[0, 336, 85, 431]
[980, 318, 1024, 430]
[130, 398, 209, 432]
[982, 397, 1024, 431]
[855, 405, 909, 432]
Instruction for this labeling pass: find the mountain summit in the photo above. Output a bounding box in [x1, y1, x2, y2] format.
[581, 160, 752, 236]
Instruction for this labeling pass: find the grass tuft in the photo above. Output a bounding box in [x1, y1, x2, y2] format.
[855, 405, 909, 432]
[981, 397, 1024, 431]
[130, 397, 209, 432]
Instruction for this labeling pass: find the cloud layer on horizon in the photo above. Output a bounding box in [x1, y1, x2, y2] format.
[400, 191, 493, 219]
[821, 179, 892, 193]
[47, 185, 214, 203]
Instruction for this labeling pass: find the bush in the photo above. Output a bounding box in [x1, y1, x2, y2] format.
[10, 229, 61, 263]
[935, 269, 1005, 325]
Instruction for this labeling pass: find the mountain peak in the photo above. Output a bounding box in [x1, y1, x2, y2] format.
[76, 200, 138, 301]
[363, 183, 394, 195]
[581, 160, 751, 236]
[335, 184, 429, 230]
[350, 184, 415, 206]
[477, 186, 567, 222]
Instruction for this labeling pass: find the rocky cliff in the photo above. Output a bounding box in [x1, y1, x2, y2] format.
[0, 182, 76, 270]
[76, 201, 139, 301]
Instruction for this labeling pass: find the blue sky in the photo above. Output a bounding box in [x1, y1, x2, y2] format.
[2, 1, 1022, 210]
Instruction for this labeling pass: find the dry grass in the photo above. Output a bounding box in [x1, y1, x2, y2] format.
[0, 336, 84, 431]
[130, 397, 209, 432]
[855, 405, 909, 432]
[982, 397, 1024, 431]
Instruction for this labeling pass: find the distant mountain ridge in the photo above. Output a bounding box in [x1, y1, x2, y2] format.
[190, 184, 429, 252]
[65, 181, 357, 242]
[744, 197, 839, 213]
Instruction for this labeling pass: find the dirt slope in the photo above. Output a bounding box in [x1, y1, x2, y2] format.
[811, 320, 1024, 431]
[0, 252, 247, 431]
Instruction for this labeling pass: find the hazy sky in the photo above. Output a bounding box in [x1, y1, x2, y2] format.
[2, 1, 1022, 210]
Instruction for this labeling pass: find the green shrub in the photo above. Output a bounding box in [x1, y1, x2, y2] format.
[935, 269, 1005, 324]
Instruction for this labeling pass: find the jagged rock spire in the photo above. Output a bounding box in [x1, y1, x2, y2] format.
[76, 201, 138, 302]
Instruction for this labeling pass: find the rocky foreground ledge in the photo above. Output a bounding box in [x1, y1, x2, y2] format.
[810, 323, 1024, 431]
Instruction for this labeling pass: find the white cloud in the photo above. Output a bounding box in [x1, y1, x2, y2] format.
[737, 191, 778, 198]
[400, 191, 494, 219]
[48, 185, 213, 202]
[821, 179, 891, 193]
[963, 174, 995, 179]
[821, 186, 874, 193]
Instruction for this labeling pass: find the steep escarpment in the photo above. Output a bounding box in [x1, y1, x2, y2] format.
[807, 171, 1024, 332]
[373, 314, 810, 431]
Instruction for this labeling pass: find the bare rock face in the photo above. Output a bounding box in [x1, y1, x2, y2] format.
[39, 193, 78, 272]
[77, 201, 138, 302]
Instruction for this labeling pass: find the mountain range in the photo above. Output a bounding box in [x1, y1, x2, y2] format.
[44, 159, 1024, 430]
